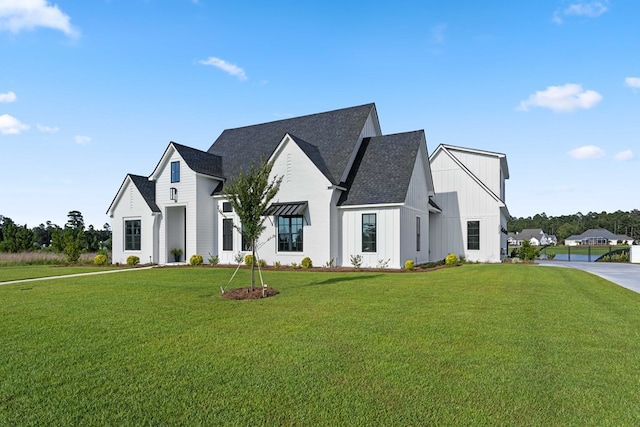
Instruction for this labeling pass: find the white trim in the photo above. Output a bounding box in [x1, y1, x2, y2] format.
[338, 203, 404, 210]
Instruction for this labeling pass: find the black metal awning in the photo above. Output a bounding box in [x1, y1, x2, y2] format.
[264, 201, 308, 216]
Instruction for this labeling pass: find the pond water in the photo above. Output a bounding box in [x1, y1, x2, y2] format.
[540, 254, 594, 262]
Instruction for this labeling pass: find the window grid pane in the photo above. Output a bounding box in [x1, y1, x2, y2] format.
[416, 216, 421, 252]
[171, 161, 180, 183]
[467, 221, 480, 250]
[124, 220, 141, 251]
[223, 219, 233, 251]
[362, 214, 376, 252]
[278, 216, 303, 252]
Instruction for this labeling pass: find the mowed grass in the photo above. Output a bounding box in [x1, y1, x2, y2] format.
[2, 265, 640, 425]
[0, 265, 123, 282]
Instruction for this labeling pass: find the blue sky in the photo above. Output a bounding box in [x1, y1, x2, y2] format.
[1, 0, 638, 228]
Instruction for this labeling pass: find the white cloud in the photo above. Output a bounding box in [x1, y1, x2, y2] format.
[431, 23, 447, 44]
[517, 83, 602, 112]
[624, 77, 640, 89]
[0, 114, 29, 134]
[0, 91, 17, 103]
[552, 1, 608, 24]
[198, 56, 247, 80]
[74, 135, 91, 144]
[615, 150, 634, 161]
[37, 124, 59, 132]
[0, 0, 78, 37]
[568, 145, 605, 159]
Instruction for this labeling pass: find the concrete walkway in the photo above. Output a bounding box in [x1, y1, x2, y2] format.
[537, 260, 640, 294]
[0, 266, 153, 286]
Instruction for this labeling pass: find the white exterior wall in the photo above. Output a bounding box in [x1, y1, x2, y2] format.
[110, 179, 156, 264]
[340, 206, 401, 268]
[195, 174, 220, 262]
[216, 135, 336, 267]
[153, 148, 209, 264]
[400, 149, 432, 265]
[429, 150, 505, 263]
[448, 150, 502, 199]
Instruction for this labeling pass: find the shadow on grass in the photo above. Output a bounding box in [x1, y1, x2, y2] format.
[306, 274, 383, 286]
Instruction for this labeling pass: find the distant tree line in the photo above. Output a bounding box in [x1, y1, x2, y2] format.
[508, 210, 640, 242]
[0, 210, 111, 261]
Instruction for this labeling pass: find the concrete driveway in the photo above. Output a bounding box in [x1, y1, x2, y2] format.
[537, 260, 640, 294]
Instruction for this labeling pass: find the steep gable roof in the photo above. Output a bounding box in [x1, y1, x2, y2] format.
[430, 143, 509, 216]
[172, 142, 223, 178]
[129, 174, 160, 213]
[568, 228, 633, 241]
[149, 142, 223, 181]
[208, 103, 378, 185]
[106, 174, 159, 216]
[339, 130, 426, 206]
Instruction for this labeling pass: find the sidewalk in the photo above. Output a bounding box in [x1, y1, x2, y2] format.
[0, 266, 153, 286]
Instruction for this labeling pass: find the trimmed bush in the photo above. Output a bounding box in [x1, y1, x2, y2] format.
[126, 255, 140, 266]
[244, 254, 254, 267]
[258, 259, 267, 268]
[93, 254, 108, 266]
[445, 253, 459, 265]
[190, 254, 204, 266]
[274, 261, 281, 269]
[404, 259, 415, 270]
[301, 257, 313, 269]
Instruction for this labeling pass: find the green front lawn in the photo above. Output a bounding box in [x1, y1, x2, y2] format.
[0, 265, 121, 282]
[2, 265, 640, 425]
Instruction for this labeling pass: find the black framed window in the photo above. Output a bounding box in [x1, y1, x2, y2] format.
[416, 216, 421, 251]
[222, 202, 232, 212]
[124, 219, 141, 251]
[467, 221, 480, 250]
[362, 214, 376, 252]
[171, 161, 180, 183]
[278, 216, 303, 252]
[223, 219, 233, 251]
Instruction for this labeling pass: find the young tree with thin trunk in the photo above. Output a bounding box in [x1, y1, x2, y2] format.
[223, 160, 282, 291]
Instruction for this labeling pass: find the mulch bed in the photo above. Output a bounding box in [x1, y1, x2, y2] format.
[221, 286, 280, 300]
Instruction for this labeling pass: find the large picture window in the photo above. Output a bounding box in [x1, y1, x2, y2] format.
[223, 219, 233, 251]
[124, 219, 141, 251]
[362, 213, 376, 252]
[171, 161, 180, 183]
[278, 216, 303, 252]
[467, 220, 480, 250]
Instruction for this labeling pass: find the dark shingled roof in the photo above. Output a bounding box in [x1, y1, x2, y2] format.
[172, 142, 223, 178]
[129, 174, 160, 213]
[338, 131, 425, 206]
[207, 103, 376, 185]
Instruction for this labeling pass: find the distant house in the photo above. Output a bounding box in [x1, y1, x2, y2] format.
[565, 228, 633, 246]
[107, 104, 510, 267]
[508, 228, 557, 246]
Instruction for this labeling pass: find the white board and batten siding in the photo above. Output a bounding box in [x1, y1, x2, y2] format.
[110, 178, 157, 265]
[340, 206, 401, 268]
[154, 148, 221, 264]
[429, 149, 504, 263]
[400, 148, 432, 265]
[216, 135, 336, 267]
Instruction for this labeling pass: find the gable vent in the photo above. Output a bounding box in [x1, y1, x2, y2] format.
[286, 153, 292, 182]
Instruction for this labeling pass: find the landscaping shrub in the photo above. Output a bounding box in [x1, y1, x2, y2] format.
[404, 259, 415, 270]
[350, 254, 362, 269]
[258, 258, 267, 268]
[190, 254, 204, 266]
[244, 254, 254, 266]
[445, 253, 459, 265]
[301, 257, 312, 269]
[208, 253, 219, 266]
[274, 261, 281, 269]
[126, 255, 140, 266]
[518, 241, 539, 261]
[93, 254, 108, 266]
